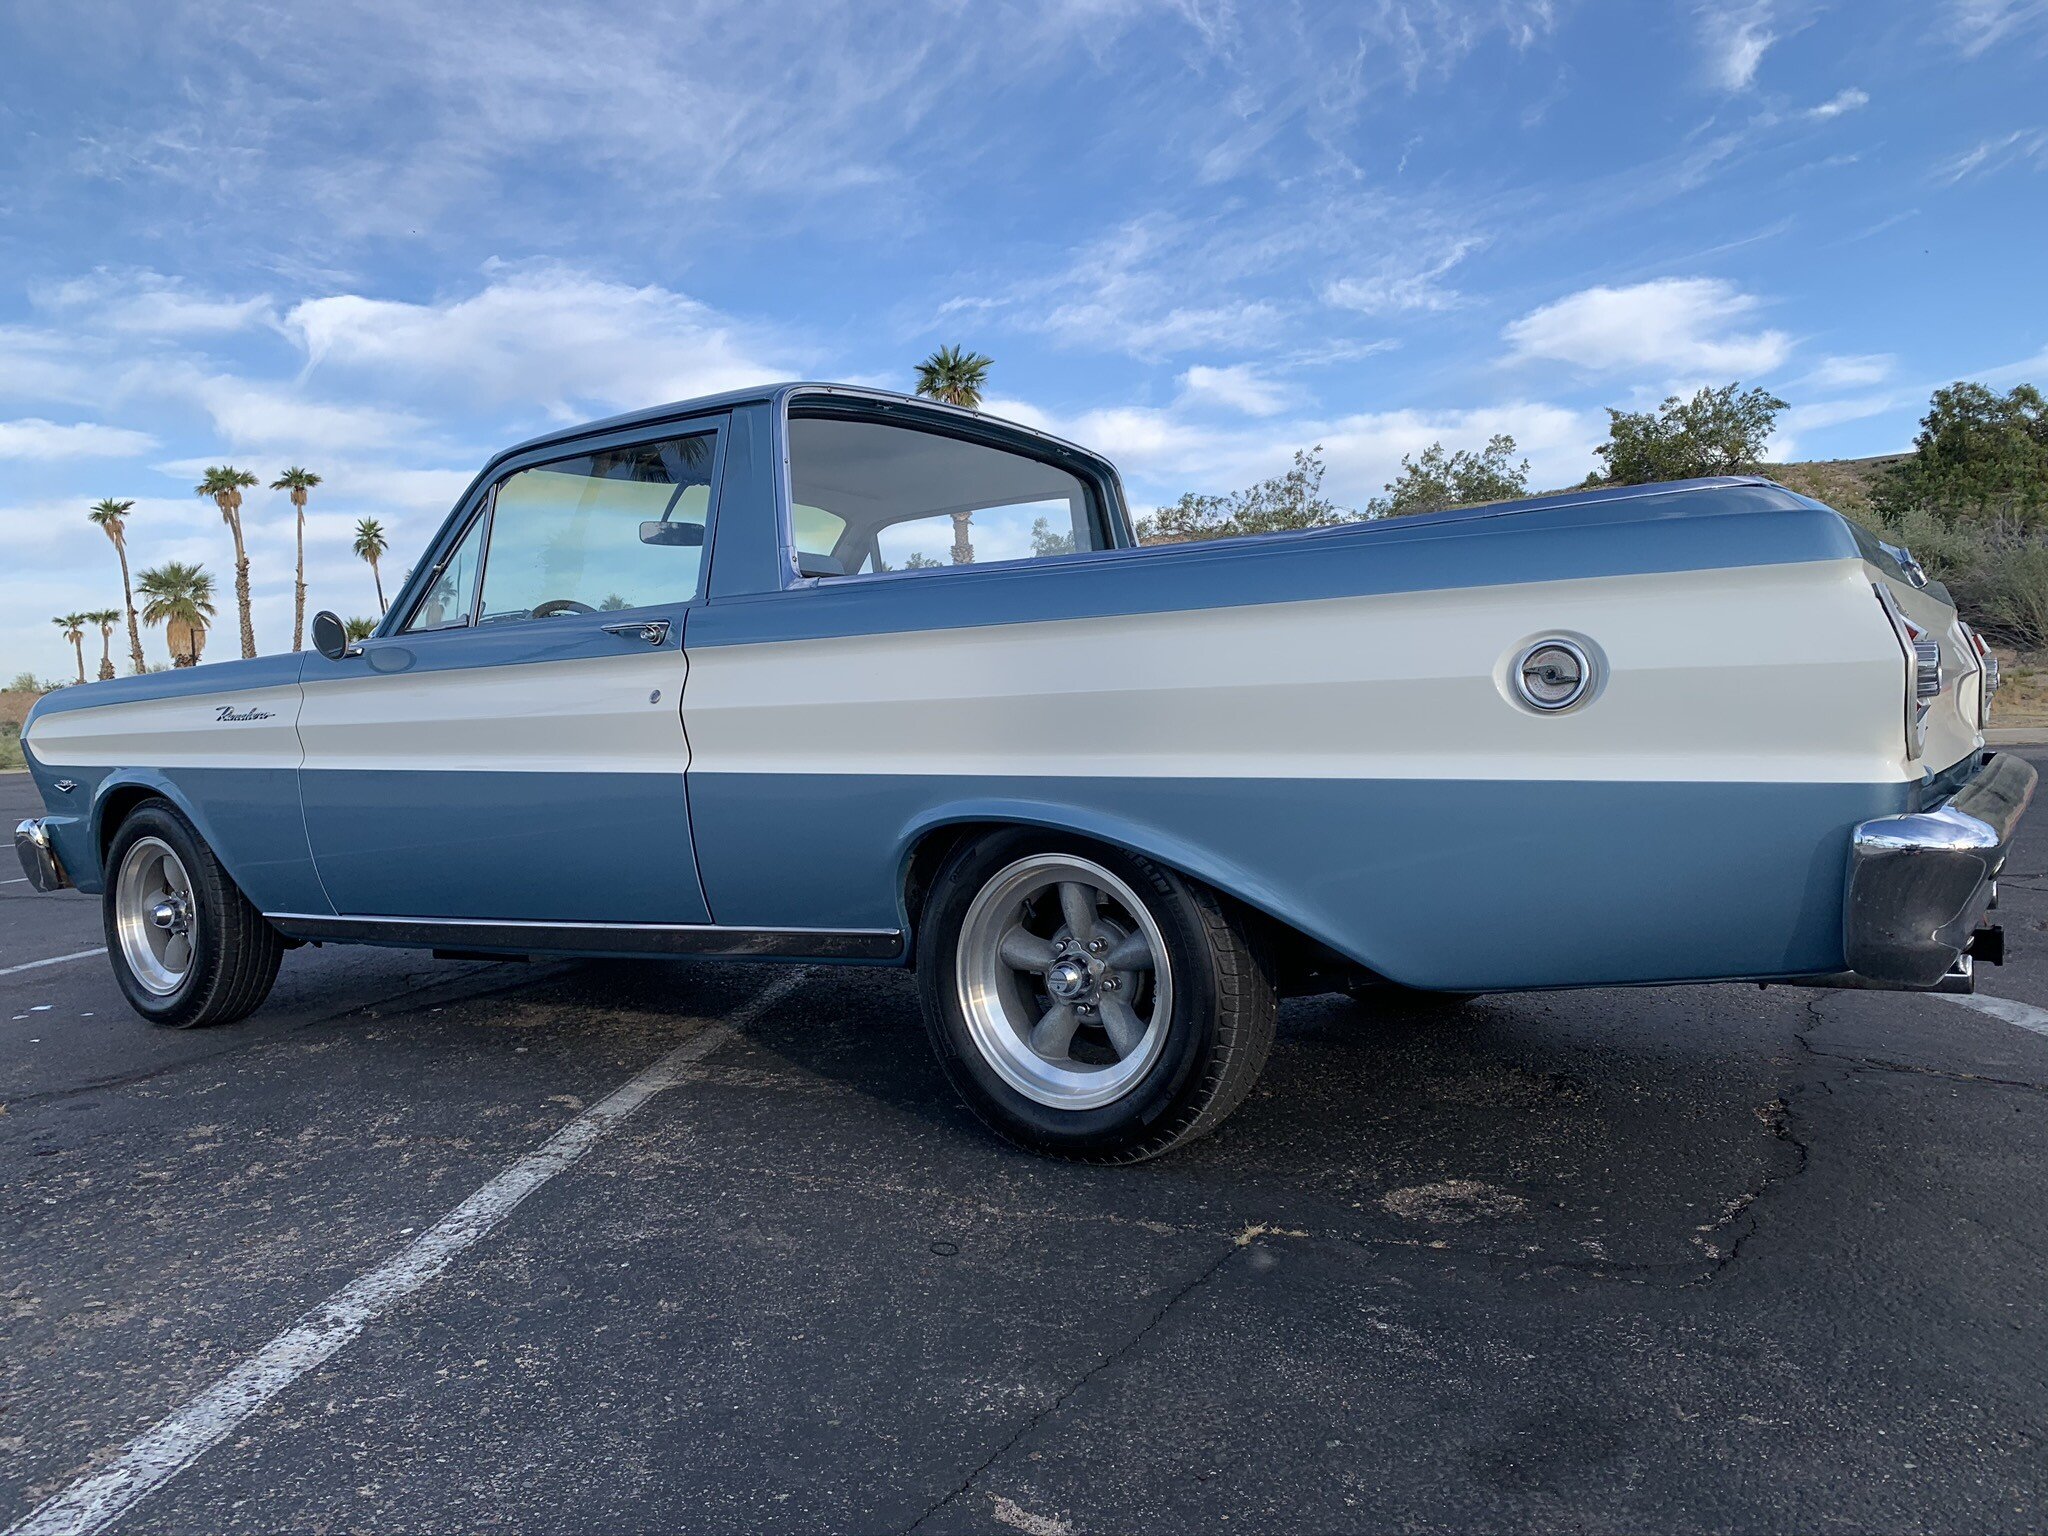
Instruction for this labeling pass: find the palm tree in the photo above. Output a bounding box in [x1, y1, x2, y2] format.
[343, 615, 378, 642]
[138, 561, 217, 668]
[52, 614, 87, 684]
[88, 498, 148, 675]
[352, 517, 390, 613]
[914, 345, 993, 409]
[195, 466, 260, 659]
[270, 467, 322, 652]
[86, 609, 121, 681]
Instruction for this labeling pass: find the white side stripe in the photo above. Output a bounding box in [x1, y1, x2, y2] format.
[3, 969, 806, 1536]
[1939, 991, 2048, 1039]
[0, 948, 106, 979]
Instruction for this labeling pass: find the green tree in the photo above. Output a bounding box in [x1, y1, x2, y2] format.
[52, 614, 87, 684]
[87, 497, 148, 675]
[1368, 435, 1529, 518]
[138, 561, 217, 668]
[1875, 382, 2048, 527]
[1593, 383, 1787, 485]
[353, 517, 391, 612]
[914, 345, 993, 409]
[85, 608, 121, 681]
[195, 466, 260, 658]
[271, 467, 322, 651]
[343, 615, 378, 642]
[1139, 447, 1349, 544]
[1030, 516, 1076, 556]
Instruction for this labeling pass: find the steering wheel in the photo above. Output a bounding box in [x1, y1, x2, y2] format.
[530, 598, 597, 618]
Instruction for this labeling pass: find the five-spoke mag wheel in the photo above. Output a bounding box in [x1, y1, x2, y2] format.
[956, 854, 1175, 1111]
[113, 835, 198, 996]
[919, 830, 1279, 1162]
[102, 800, 283, 1029]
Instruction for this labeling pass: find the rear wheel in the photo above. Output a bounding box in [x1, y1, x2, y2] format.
[917, 830, 1277, 1162]
[103, 801, 283, 1028]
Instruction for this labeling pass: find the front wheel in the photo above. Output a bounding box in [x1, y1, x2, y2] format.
[103, 801, 284, 1028]
[917, 830, 1277, 1162]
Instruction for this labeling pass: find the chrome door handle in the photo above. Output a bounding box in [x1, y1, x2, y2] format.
[602, 619, 671, 645]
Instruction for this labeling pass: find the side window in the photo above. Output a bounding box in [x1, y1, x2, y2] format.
[787, 416, 1103, 576]
[477, 433, 715, 623]
[401, 509, 486, 633]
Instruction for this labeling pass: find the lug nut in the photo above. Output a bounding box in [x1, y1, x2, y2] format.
[1087, 938, 1105, 954]
[1102, 976, 1119, 991]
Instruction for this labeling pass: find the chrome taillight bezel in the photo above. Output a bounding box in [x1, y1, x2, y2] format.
[1874, 583, 1938, 753]
[1961, 622, 1999, 729]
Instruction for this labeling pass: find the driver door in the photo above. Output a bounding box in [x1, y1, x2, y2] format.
[294, 419, 724, 925]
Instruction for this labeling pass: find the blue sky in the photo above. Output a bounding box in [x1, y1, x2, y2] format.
[2, 0, 2045, 680]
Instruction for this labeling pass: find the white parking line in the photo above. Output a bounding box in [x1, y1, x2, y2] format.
[3, 967, 807, 1536]
[0, 948, 107, 980]
[1939, 990, 2048, 1039]
[2, 876, 29, 885]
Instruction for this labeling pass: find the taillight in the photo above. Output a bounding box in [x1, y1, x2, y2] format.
[1962, 623, 1999, 728]
[1874, 584, 1940, 753]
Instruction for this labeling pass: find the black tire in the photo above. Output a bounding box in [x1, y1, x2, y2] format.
[102, 800, 284, 1029]
[916, 829, 1278, 1163]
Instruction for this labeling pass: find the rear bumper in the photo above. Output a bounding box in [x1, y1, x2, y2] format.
[1838, 751, 2035, 990]
[13, 818, 71, 893]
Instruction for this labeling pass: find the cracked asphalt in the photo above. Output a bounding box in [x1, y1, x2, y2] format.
[3, 759, 2045, 1535]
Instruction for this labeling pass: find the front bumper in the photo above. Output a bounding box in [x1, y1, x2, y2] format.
[13, 818, 71, 893]
[1840, 751, 2036, 990]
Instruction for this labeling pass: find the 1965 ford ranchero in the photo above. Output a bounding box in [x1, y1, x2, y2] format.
[15, 383, 2037, 1159]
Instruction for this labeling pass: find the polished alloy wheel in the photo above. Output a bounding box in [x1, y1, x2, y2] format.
[114, 835, 197, 996]
[955, 853, 1174, 1110]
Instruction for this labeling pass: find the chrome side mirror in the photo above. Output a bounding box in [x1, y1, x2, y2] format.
[311, 610, 357, 661]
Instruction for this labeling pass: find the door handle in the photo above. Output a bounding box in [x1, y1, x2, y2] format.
[602, 619, 671, 646]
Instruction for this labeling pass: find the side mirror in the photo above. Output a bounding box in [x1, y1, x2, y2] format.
[311, 610, 357, 662]
[639, 520, 705, 548]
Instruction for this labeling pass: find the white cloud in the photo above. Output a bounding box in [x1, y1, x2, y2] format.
[1806, 87, 1869, 119]
[183, 375, 425, 455]
[1949, 0, 2048, 56]
[1178, 364, 1295, 417]
[1323, 240, 1480, 317]
[1796, 353, 1894, 389]
[287, 263, 799, 418]
[988, 391, 1600, 509]
[0, 418, 156, 460]
[1502, 277, 1793, 377]
[37, 270, 276, 336]
[1699, 2, 1776, 90]
[1935, 128, 2048, 184]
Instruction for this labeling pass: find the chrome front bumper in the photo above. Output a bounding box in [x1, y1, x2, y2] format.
[1841, 752, 2036, 990]
[13, 818, 71, 893]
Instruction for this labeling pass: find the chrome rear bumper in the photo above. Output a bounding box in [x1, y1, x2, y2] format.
[14, 818, 71, 893]
[1839, 752, 2035, 990]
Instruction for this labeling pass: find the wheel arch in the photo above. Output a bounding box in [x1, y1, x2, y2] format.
[893, 798, 1382, 988]
[91, 772, 219, 877]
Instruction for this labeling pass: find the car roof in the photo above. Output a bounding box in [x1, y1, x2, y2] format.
[494, 382, 1101, 467]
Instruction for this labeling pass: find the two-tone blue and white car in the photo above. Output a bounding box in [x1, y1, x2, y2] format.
[15, 384, 2035, 1159]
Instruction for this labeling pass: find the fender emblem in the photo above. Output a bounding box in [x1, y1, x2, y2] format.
[215, 705, 276, 723]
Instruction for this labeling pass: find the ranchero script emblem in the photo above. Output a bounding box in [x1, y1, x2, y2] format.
[215, 705, 276, 723]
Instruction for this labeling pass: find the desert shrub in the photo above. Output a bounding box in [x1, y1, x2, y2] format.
[1979, 544, 2048, 650]
[0, 721, 23, 772]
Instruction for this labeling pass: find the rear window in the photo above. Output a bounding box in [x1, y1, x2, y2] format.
[787, 415, 1104, 576]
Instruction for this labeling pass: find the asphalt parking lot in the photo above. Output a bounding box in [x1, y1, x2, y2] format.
[3, 764, 2046, 1535]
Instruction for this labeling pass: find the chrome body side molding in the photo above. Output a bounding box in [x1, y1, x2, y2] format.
[263, 912, 904, 962]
